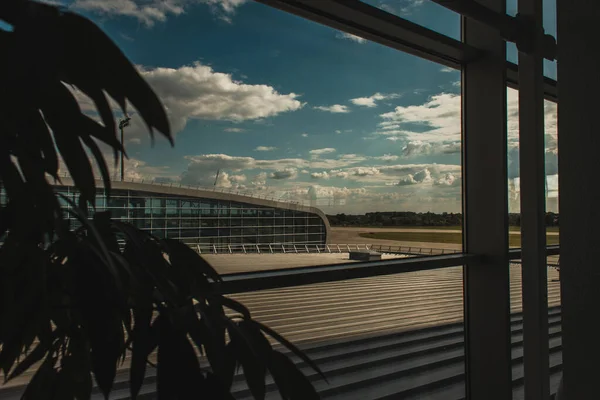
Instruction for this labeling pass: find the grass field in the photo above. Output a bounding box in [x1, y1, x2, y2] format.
[359, 231, 560, 247]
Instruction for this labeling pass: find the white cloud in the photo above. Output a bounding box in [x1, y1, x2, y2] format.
[440, 66, 456, 73]
[351, 167, 380, 177]
[140, 62, 304, 126]
[74, 61, 305, 143]
[314, 104, 350, 113]
[71, 0, 248, 26]
[309, 148, 337, 156]
[402, 140, 461, 156]
[335, 130, 342, 134]
[127, 137, 142, 145]
[301, 133, 309, 137]
[269, 168, 297, 180]
[335, 32, 366, 44]
[397, 175, 417, 186]
[337, 154, 367, 163]
[374, 154, 399, 162]
[397, 168, 432, 186]
[434, 173, 459, 186]
[310, 171, 330, 180]
[377, 93, 461, 143]
[254, 146, 277, 152]
[350, 92, 400, 108]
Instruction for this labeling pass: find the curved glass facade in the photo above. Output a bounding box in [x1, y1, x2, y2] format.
[50, 185, 328, 250]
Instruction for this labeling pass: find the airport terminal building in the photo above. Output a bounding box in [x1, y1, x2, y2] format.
[46, 179, 330, 252]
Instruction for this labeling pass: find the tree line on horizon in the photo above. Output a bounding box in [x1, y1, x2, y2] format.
[327, 211, 560, 227]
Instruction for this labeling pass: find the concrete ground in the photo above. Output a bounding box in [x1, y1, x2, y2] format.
[330, 227, 462, 251]
[330, 226, 559, 253]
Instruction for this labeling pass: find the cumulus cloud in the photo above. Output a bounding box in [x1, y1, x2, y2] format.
[350, 92, 400, 108]
[397, 175, 417, 186]
[76, 62, 305, 143]
[224, 127, 245, 132]
[351, 167, 380, 177]
[269, 168, 297, 180]
[440, 66, 456, 73]
[71, 0, 248, 26]
[402, 140, 461, 156]
[413, 168, 433, 183]
[396, 168, 433, 186]
[301, 133, 309, 137]
[314, 104, 350, 113]
[335, 32, 367, 43]
[309, 148, 337, 156]
[254, 146, 277, 152]
[377, 93, 461, 143]
[374, 154, 399, 162]
[310, 171, 330, 180]
[434, 173, 459, 186]
[140, 62, 304, 126]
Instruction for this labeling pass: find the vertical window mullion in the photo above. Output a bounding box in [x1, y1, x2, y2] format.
[462, 0, 512, 399]
[518, 0, 550, 398]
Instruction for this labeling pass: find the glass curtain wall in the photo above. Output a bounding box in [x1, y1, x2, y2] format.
[51, 186, 327, 249]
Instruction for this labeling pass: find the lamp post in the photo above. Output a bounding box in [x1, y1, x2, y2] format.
[118, 115, 131, 182]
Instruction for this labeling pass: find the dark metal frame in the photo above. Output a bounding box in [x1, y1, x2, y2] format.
[219, 253, 475, 294]
[517, 0, 551, 399]
[462, 1, 512, 398]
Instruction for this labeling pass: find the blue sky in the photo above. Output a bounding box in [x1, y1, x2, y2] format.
[36, 0, 557, 213]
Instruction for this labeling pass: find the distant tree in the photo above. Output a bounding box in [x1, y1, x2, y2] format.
[0, 1, 322, 399]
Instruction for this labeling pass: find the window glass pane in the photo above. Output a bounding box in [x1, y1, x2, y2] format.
[507, 88, 559, 247]
[63, 0, 463, 271]
[362, 0, 460, 40]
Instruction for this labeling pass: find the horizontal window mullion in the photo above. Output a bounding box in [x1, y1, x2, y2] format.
[217, 253, 474, 295]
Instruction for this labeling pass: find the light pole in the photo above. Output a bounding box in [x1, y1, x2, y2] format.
[118, 115, 131, 182]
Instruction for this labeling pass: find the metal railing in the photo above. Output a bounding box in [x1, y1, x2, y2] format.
[190, 242, 461, 256]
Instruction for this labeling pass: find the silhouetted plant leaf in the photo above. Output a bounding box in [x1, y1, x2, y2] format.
[204, 372, 237, 400]
[221, 342, 238, 391]
[227, 320, 266, 400]
[191, 307, 227, 380]
[21, 109, 58, 179]
[129, 306, 153, 399]
[41, 82, 96, 206]
[20, 354, 57, 400]
[163, 238, 222, 284]
[6, 341, 49, 382]
[58, 11, 171, 142]
[249, 320, 327, 382]
[80, 134, 112, 198]
[157, 317, 202, 397]
[269, 350, 320, 400]
[220, 297, 251, 319]
[78, 113, 125, 156]
[68, 332, 93, 400]
[70, 84, 116, 158]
